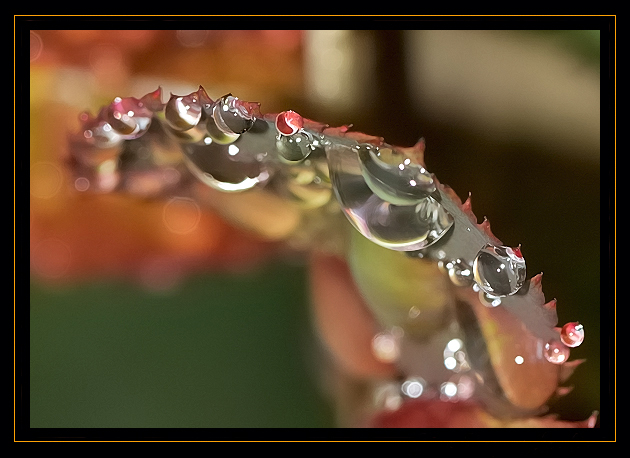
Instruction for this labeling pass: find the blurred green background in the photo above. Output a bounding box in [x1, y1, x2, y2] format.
[27, 24, 607, 430]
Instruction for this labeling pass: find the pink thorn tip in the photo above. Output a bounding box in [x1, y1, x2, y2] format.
[462, 194, 472, 209]
[555, 386, 574, 397]
[414, 137, 426, 153]
[586, 411, 598, 428]
[513, 245, 523, 258]
[565, 358, 586, 369]
[544, 298, 557, 311]
[196, 86, 212, 105]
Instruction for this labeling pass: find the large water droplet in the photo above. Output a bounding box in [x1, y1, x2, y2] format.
[327, 143, 453, 251]
[544, 340, 570, 364]
[560, 322, 584, 348]
[358, 144, 436, 206]
[212, 94, 255, 135]
[473, 244, 526, 296]
[182, 136, 270, 192]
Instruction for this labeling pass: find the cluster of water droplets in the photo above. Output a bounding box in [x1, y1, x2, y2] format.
[370, 330, 477, 409]
[160, 89, 272, 192]
[72, 89, 586, 381]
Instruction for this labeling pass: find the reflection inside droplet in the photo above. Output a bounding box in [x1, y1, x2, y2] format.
[182, 136, 270, 192]
[326, 143, 453, 251]
[358, 144, 435, 205]
[473, 244, 526, 296]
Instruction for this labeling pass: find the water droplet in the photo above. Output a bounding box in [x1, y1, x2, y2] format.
[473, 244, 526, 296]
[443, 338, 469, 372]
[357, 144, 436, 206]
[104, 96, 153, 139]
[275, 110, 304, 136]
[401, 377, 426, 399]
[560, 322, 585, 348]
[182, 136, 270, 192]
[82, 118, 123, 148]
[478, 290, 502, 308]
[455, 375, 475, 400]
[164, 92, 203, 131]
[446, 258, 474, 286]
[544, 340, 570, 364]
[326, 143, 453, 251]
[440, 381, 458, 400]
[276, 132, 315, 162]
[74, 176, 90, 192]
[371, 330, 401, 363]
[212, 94, 255, 135]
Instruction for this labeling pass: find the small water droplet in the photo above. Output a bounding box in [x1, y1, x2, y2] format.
[473, 244, 526, 296]
[560, 322, 585, 348]
[74, 176, 90, 192]
[446, 258, 474, 286]
[276, 132, 314, 162]
[275, 110, 304, 136]
[401, 377, 426, 398]
[440, 381, 458, 401]
[326, 143, 453, 251]
[544, 340, 570, 364]
[371, 330, 401, 363]
[408, 306, 421, 319]
[543, 340, 570, 364]
[357, 144, 436, 205]
[443, 338, 469, 372]
[478, 290, 502, 308]
[212, 94, 255, 135]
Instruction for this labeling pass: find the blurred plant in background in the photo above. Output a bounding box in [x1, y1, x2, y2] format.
[27, 24, 604, 431]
